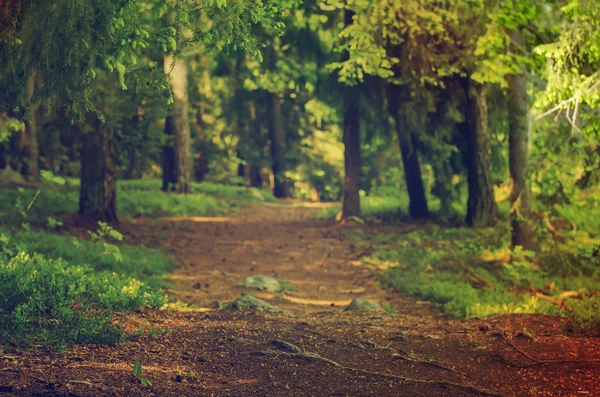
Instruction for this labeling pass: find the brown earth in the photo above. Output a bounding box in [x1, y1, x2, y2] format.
[2, 202, 600, 397]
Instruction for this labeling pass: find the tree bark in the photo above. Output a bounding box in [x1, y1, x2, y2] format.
[388, 86, 429, 218]
[432, 159, 455, 217]
[507, 28, 535, 249]
[20, 71, 39, 180]
[342, 88, 362, 219]
[340, 8, 362, 220]
[79, 119, 118, 222]
[462, 79, 498, 228]
[162, 54, 191, 193]
[268, 91, 289, 198]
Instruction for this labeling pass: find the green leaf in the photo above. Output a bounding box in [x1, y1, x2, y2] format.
[133, 361, 142, 378]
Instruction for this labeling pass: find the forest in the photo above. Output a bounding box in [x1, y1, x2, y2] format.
[1, 0, 600, 396]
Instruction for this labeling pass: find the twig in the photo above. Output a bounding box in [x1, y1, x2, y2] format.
[260, 342, 507, 397]
[535, 76, 600, 121]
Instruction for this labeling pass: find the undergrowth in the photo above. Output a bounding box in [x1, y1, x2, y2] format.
[0, 251, 167, 347]
[315, 189, 510, 222]
[0, 218, 171, 347]
[354, 222, 600, 329]
[0, 178, 275, 226]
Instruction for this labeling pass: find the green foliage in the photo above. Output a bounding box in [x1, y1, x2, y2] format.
[0, 226, 171, 289]
[360, 223, 600, 321]
[0, 252, 167, 347]
[133, 361, 152, 386]
[0, 0, 285, 120]
[0, 180, 276, 226]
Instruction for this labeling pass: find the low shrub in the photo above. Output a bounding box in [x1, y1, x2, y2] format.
[0, 252, 167, 347]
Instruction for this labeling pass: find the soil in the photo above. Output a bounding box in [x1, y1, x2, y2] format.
[2, 202, 600, 397]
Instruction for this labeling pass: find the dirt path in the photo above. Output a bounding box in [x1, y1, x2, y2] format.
[135, 202, 426, 315]
[2, 203, 600, 397]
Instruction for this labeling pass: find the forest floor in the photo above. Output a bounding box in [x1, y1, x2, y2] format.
[2, 202, 600, 397]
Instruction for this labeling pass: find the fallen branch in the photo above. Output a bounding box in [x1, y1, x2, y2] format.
[559, 289, 585, 300]
[531, 291, 573, 312]
[259, 340, 507, 397]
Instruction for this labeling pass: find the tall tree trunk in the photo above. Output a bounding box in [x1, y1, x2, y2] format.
[341, 9, 361, 220]
[163, 54, 191, 193]
[432, 159, 455, 217]
[388, 86, 429, 218]
[507, 28, 535, 249]
[79, 119, 118, 222]
[462, 78, 497, 228]
[342, 87, 362, 219]
[268, 91, 289, 198]
[21, 72, 39, 180]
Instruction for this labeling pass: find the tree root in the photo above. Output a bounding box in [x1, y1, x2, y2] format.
[502, 333, 600, 367]
[257, 340, 507, 397]
[361, 338, 467, 377]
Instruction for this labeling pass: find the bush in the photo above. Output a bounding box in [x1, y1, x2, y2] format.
[1, 227, 171, 288]
[0, 252, 167, 347]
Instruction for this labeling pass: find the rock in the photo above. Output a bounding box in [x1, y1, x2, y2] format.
[238, 275, 281, 292]
[221, 295, 293, 316]
[343, 299, 384, 312]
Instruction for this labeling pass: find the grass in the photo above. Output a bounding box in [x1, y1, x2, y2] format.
[0, 226, 172, 289]
[351, 222, 600, 326]
[315, 188, 511, 222]
[0, 223, 171, 347]
[0, 178, 276, 226]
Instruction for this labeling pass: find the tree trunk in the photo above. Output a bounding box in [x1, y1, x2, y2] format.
[397, 125, 429, 218]
[163, 54, 191, 193]
[462, 79, 498, 228]
[194, 155, 207, 182]
[432, 159, 455, 217]
[342, 87, 362, 219]
[507, 28, 535, 249]
[21, 72, 39, 180]
[388, 87, 429, 218]
[268, 91, 289, 198]
[248, 164, 262, 187]
[340, 9, 361, 220]
[79, 119, 118, 222]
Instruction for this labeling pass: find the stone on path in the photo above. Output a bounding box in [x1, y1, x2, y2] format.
[238, 275, 282, 292]
[221, 295, 293, 316]
[343, 299, 384, 312]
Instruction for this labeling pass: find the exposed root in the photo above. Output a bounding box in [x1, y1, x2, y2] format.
[257, 340, 507, 397]
[361, 338, 466, 377]
[501, 333, 600, 367]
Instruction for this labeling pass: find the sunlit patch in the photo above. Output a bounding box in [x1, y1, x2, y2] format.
[159, 216, 238, 223]
[281, 294, 352, 307]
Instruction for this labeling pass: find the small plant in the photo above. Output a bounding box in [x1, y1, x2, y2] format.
[148, 327, 170, 337]
[133, 361, 151, 386]
[46, 217, 63, 230]
[89, 222, 124, 263]
[278, 279, 297, 292]
[382, 303, 398, 314]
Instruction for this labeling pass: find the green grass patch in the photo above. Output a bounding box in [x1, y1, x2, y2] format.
[0, 251, 167, 347]
[1, 227, 171, 289]
[0, 178, 276, 226]
[358, 223, 600, 326]
[315, 192, 510, 222]
[0, 222, 172, 347]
